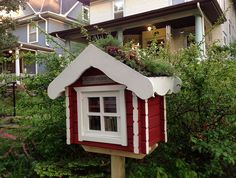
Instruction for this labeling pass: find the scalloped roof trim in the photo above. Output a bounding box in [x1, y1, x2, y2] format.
[48, 44, 181, 100]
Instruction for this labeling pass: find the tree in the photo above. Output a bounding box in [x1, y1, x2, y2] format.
[0, 0, 26, 51]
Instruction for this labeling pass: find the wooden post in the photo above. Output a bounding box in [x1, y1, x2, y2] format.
[12, 82, 16, 117]
[111, 155, 125, 178]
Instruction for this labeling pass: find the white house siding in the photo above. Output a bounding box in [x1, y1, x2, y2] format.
[125, 0, 169, 16]
[90, 0, 170, 24]
[224, 0, 236, 44]
[90, 1, 113, 24]
[211, 0, 236, 45]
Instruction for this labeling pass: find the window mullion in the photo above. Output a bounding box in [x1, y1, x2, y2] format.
[100, 96, 105, 132]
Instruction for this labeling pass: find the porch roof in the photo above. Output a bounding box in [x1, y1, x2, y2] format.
[1, 42, 54, 53]
[52, 0, 226, 42]
[19, 42, 55, 52]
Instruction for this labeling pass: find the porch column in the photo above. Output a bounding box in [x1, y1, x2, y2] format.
[15, 48, 20, 76]
[117, 30, 124, 45]
[65, 40, 71, 51]
[195, 15, 205, 55]
[166, 25, 172, 48]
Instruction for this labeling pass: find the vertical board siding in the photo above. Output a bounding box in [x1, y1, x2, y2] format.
[132, 92, 139, 154]
[65, 87, 70, 144]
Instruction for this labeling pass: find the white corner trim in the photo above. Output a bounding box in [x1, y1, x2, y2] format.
[132, 92, 139, 154]
[47, 44, 182, 100]
[27, 24, 29, 43]
[145, 99, 149, 154]
[164, 96, 167, 143]
[120, 89, 128, 146]
[65, 87, 71, 144]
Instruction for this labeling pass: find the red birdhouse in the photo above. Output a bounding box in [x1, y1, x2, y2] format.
[48, 44, 181, 159]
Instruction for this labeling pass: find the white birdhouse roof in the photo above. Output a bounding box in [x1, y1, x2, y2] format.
[48, 44, 181, 100]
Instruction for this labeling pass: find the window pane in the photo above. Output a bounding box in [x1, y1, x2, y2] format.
[88, 97, 100, 112]
[24, 62, 36, 74]
[105, 116, 117, 132]
[104, 97, 117, 113]
[114, 11, 123, 19]
[89, 116, 101, 130]
[114, 0, 123, 12]
[29, 33, 36, 42]
[83, 8, 89, 20]
[30, 25, 36, 33]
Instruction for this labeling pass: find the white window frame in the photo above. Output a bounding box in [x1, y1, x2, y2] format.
[113, 0, 124, 19]
[82, 6, 89, 21]
[27, 22, 38, 43]
[74, 85, 127, 146]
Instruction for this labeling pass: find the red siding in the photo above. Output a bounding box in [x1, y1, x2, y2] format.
[68, 67, 134, 153]
[148, 96, 165, 147]
[138, 99, 146, 154]
[68, 86, 78, 144]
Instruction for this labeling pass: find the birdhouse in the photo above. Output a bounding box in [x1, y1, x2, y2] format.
[48, 44, 181, 159]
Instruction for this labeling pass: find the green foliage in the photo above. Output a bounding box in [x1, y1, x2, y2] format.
[0, 0, 26, 51]
[1, 33, 236, 178]
[93, 34, 121, 50]
[0, 51, 110, 178]
[93, 36, 175, 76]
[125, 42, 236, 178]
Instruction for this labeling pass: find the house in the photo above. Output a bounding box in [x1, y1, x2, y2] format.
[48, 44, 181, 158]
[51, 0, 236, 54]
[0, 0, 89, 76]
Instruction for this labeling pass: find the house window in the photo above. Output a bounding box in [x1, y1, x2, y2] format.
[172, 0, 185, 5]
[28, 22, 38, 43]
[114, 0, 124, 19]
[82, 6, 89, 21]
[75, 85, 127, 146]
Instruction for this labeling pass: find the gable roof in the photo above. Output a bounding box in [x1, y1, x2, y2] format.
[48, 44, 181, 100]
[28, 0, 79, 15]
